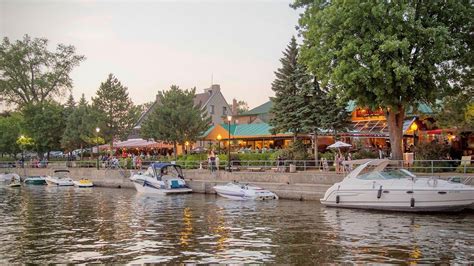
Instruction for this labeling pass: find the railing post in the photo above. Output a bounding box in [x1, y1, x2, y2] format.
[304, 161, 306, 171]
[431, 160, 434, 175]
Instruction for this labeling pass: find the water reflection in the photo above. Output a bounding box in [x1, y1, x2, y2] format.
[0, 186, 473, 264]
[322, 208, 474, 263]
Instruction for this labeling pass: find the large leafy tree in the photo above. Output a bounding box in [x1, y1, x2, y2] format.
[0, 113, 23, 157]
[61, 94, 99, 157]
[0, 35, 85, 107]
[141, 85, 211, 159]
[92, 74, 140, 151]
[294, 1, 473, 160]
[435, 88, 474, 132]
[270, 36, 306, 139]
[21, 101, 66, 157]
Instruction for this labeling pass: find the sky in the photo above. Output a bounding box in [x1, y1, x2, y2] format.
[1, 0, 301, 108]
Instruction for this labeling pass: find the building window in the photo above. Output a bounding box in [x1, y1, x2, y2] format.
[223, 106, 227, 115]
[210, 105, 215, 114]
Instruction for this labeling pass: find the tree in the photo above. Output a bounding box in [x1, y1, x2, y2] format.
[21, 101, 66, 157]
[61, 94, 99, 157]
[294, 1, 473, 160]
[64, 94, 76, 119]
[141, 85, 211, 159]
[234, 100, 249, 114]
[0, 113, 23, 157]
[0, 35, 85, 107]
[435, 89, 474, 132]
[269, 37, 306, 140]
[92, 74, 140, 151]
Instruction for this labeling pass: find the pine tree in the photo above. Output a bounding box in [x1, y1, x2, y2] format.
[61, 94, 98, 158]
[64, 94, 76, 119]
[141, 85, 211, 159]
[270, 36, 304, 139]
[92, 74, 140, 151]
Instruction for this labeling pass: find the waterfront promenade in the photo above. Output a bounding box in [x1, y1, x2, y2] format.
[12, 167, 474, 201]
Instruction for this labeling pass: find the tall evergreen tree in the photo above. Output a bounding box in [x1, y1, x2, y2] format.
[61, 94, 98, 157]
[92, 74, 140, 151]
[64, 94, 76, 119]
[270, 37, 305, 139]
[141, 85, 211, 159]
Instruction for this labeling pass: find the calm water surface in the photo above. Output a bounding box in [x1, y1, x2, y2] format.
[0, 186, 473, 264]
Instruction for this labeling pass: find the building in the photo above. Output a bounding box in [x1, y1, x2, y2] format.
[200, 100, 460, 155]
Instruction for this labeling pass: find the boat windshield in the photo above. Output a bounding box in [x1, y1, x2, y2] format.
[158, 165, 184, 179]
[357, 169, 415, 180]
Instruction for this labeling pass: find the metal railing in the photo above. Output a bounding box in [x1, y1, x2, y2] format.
[2, 159, 473, 174]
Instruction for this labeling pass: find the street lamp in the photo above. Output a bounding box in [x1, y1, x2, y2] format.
[217, 134, 222, 155]
[95, 127, 100, 169]
[227, 115, 232, 172]
[410, 122, 418, 148]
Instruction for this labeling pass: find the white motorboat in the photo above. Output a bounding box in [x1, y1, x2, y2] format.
[130, 163, 192, 194]
[213, 181, 279, 200]
[45, 169, 75, 186]
[73, 179, 94, 188]
[0, 173, 21, 183]
[320, 159, 474, 212]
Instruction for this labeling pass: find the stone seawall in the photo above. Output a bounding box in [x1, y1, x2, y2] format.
[12, 168, 473, 201]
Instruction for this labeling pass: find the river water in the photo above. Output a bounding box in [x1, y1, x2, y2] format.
[0, 186, 473, 264]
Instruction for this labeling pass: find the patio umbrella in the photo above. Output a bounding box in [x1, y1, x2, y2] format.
[327, 141, 352, 149]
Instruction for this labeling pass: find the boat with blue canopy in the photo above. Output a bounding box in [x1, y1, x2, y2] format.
[129, 162, 192, 194]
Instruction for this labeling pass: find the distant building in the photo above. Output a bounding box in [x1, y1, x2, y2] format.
[129, 84, 231, 139]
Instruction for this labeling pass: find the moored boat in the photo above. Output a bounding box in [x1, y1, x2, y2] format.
[24, 176, 47, 185]
[73, 179, 94, 188]
[45, 169, 74, 186]
[213, 181, 279, 200]
[0, 173, 21, 183]
[320, 159, 474, 212]
[129, 162, 192, 194]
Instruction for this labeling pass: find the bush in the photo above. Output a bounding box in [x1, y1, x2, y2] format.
[414, 142, 450, 160]
[352, 150, 378, 160]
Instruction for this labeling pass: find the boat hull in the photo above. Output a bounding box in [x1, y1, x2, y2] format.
[45, 177, 74, 186]
[321, 188, 474, 212]
[213, 184, 279, 201]
[73, 180, 94, 188]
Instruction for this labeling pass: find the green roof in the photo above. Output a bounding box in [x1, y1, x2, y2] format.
[222, 123, 274, 136]
[345, 100, 433, 115]
[240, 101, 273, 116]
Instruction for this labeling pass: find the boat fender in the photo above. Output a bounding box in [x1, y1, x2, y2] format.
[377, 186, 382, 199]
[410, 198, 415, 208]
[336, 195, 340, 204]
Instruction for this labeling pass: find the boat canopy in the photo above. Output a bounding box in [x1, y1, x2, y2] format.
[151, 162, 181, 169]
[53, 169, 70, 173]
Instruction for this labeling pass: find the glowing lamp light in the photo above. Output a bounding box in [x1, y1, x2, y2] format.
[96, 127, 100, 133]
[217, 134, 222, 141]
[227, 115, 232, 122]
[185, 141, 189, 146]
[410, 123, 418, 131]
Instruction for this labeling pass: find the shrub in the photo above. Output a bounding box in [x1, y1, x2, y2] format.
[352, 150, 378, 160]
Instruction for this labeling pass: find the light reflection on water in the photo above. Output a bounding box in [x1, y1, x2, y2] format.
[0, 186, 472, 264]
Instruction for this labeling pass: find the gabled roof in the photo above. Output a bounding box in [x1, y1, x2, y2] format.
[239, 101, 273, 116]
[194, 92, 212, 108]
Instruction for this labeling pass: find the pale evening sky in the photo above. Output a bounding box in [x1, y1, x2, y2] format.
[1, 0, 300, 108]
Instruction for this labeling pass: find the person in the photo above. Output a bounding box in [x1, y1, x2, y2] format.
[136, 155, 142, 170]
[334, 153, 339, 173]
[132, 154, 137, 169]
[208, 151, 216, 173]
[378, 147, 383, 159]
[346, 152, 353, 172]
[215, 155, 220, 171]
[276, 155, 283, 172]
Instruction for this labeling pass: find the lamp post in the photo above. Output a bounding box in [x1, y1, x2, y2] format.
[227, 115, 232, 172]
[95, 127, 100, 170]
[217, 134, 222, 155]
[185, 141, 189, 155]
[410, 123, 418, 148]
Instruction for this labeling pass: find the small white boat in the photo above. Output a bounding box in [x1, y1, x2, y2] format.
[320, 159, 474, 212]
[213, 182, 279, 200]
[130, 163, 192, 194]
[0, 173, 21, 183]
[9, 182, 21, 188]
[45, 169, 74, 186]
[73, 179, 94, 188]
